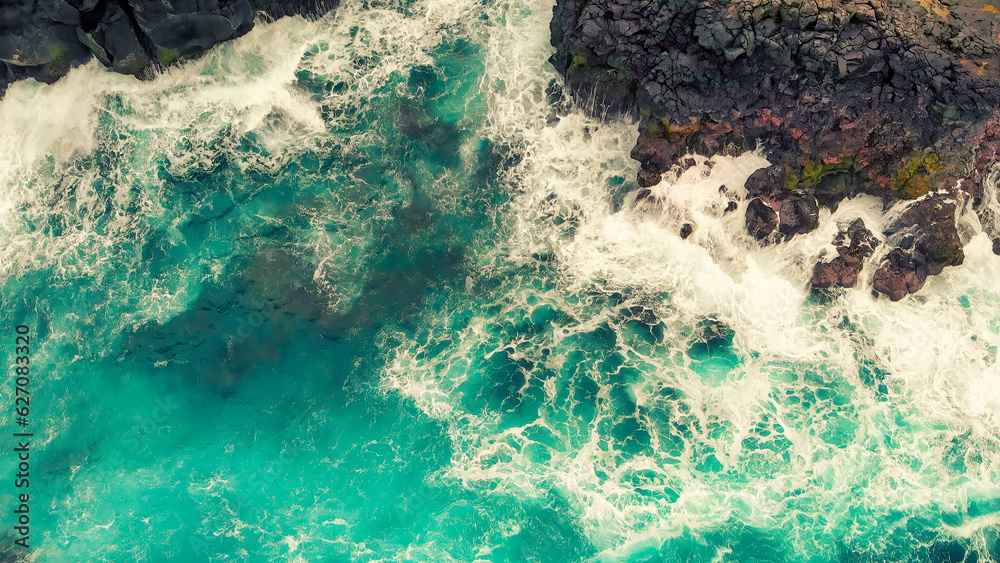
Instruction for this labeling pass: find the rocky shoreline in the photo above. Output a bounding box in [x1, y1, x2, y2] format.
[550, 0, 1000, 300]
[0, 0, 337, 93]
[5, 0, 1000, 300]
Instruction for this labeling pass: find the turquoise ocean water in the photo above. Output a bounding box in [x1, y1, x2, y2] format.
[3, 0, 1000, 561]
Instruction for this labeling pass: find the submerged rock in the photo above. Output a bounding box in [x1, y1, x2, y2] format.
[550, 0, 1000, 299]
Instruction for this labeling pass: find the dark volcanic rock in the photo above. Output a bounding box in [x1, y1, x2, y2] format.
[0, 0, 340, 94]
[550, 0, 1000, 298]
[0, 1, 92, 84]
[777, 194, 819, 237]
[745, 165, 787, 200]
[129, 1, 256, 67]
[551, 0, 1000, 197]
[630, 134, 675, 175]
[872, 196, 963, 300]
[77, 1, 152, 75]
[811, 218, 877, 289]
[872, 264, 925, 301]
[886, 197, 964, 271]
[746, 197, 777, 239]
[680, 223, 693, 239]
[634, 187, 655, 204]
[637, 169, 661, 187]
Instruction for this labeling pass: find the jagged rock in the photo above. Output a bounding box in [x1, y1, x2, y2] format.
[745, 165, 787, 200]
[680, 223, 693, 239]
[993, 236, 1000, 256]
[811, 218, 877, 289]
[637, 170, 661, 187]
[128, 0, 255, 66]
[78, 1, 151, 75]
[550, 0, 1000, 298]
[746, 197, 777, 239]
[0, 0, 340, 94]
[872, 196, 963, 300]
[872, 264, 925, 301]
[811, 261, 839, 288]
[777, 194, 819, 237]
[631, 134, 675, 175]
[885, 197, 964, 272]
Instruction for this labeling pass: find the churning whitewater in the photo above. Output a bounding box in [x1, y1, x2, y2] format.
[1, 0, 999, 560]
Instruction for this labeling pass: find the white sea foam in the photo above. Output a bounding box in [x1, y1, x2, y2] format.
[379, 0, 1000, 557]
[0, 13, 422, 325]
[2, 0, 999, 557]
[0, 18, 328, 306]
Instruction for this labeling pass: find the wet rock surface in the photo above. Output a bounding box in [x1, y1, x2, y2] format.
[872, 197, 964, 300]
[811, 218, 877, 289]
[777, 193, 818, 237]
[551, 0, 1000, 298]
[0, 0, 338, 92]
[746, 197, 778, 239]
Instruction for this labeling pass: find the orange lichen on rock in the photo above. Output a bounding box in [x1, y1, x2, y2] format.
[915, 0, 950, 18]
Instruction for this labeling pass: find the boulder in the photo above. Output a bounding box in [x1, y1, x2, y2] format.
[745, 165, 787, 200]
[630, 134, 675, 175]
[872, 196, 963, 300]
[884, 197, 964, 272]
[637, 169, 661, 187]
[872, 265, 924, 301]
[746, 197, 777, 240]
[811, 218, 877, 289]
[777, 194, 819, 237]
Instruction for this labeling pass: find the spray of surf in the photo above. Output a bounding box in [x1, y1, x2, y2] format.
[2, 0, 1000, 558]
[382, 0, 1000, 559]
